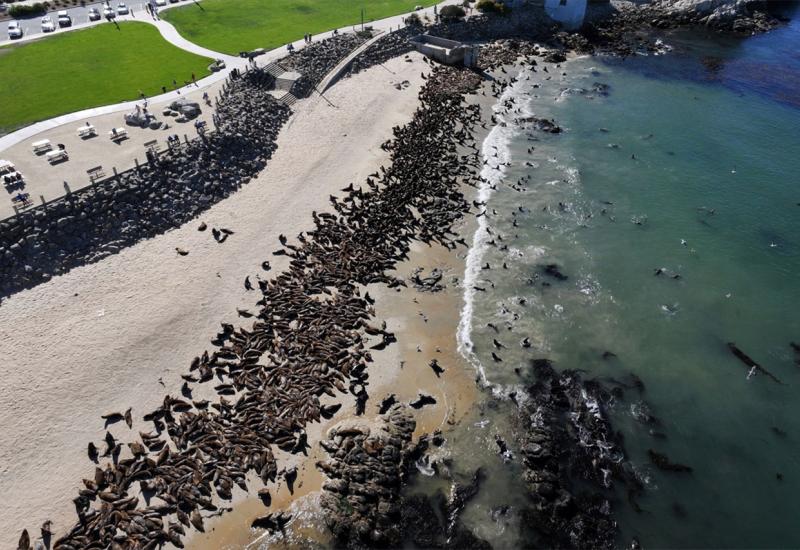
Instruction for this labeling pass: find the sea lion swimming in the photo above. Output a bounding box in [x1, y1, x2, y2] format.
[648, 449, 692, 472]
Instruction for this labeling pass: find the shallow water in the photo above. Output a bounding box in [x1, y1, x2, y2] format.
[447, 12, 800, 549]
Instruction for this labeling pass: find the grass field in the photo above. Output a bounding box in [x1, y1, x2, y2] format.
[0, 22, 211, 134]
[162, 0, 438, 55]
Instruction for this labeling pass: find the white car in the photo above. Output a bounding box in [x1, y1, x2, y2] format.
[155, 0, 166, 6]
[116, 2, 128, 14]
[41, 16, 56, 32]
[103, 5, 115, 17]
[88, 7, 101, 20]
[7, 20, 22, 39]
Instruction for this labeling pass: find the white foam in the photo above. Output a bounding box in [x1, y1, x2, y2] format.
[457, 78, 526, 388]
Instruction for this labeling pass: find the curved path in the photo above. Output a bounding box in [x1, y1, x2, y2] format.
[0, 0, 457, 153]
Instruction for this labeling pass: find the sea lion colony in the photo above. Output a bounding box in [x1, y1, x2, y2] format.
[17, 60, 487, 548]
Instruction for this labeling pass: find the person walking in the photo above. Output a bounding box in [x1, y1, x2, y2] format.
[191, 72, 196, 86]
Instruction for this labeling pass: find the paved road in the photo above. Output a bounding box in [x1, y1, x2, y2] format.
[3, 0, 188, 43]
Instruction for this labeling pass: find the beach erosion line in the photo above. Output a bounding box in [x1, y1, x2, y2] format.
[456, 69, 530, 391]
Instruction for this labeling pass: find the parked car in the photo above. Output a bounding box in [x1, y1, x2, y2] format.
[116, 2, 128, 14]
[7, 20, 22, 39]
[0, 3, 8, 13]
[41, 16, 56, 32]
[88, 6, 101, 20]
[103, 5, 115, 17]
[57, 10, 72, 26]
[155, 0, 166, 5]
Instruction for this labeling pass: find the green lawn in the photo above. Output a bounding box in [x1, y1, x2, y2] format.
[162, 0, 438, 55]
[0, 22, 212, 134]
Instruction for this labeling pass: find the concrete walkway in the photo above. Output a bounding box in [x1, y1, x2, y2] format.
[0, 0, 458, 153]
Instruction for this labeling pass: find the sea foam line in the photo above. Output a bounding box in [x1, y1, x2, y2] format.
[456, 76, 529, 390]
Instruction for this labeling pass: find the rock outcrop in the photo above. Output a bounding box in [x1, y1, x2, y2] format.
[317, 405, 416, 547]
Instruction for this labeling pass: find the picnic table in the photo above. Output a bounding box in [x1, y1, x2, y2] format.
[32, 139, 52, 153]
[78, 124, 97, 138]
[0, 160, 14, 175]
[109, 128, 128, 141]
[46, 149, 68, 163]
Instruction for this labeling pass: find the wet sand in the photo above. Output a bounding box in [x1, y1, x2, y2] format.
[0, 52, 434, 548]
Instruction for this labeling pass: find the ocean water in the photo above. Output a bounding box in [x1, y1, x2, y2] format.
[434, 10, 800, 549]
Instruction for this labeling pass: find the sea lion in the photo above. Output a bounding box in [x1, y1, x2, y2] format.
[87, 441, 98, 462]
[429, 359, 445, 377]
[410, 393, 437, 409]
[175, 247, 189, 256]
[258, 488, 272, 507]
[648, 449, 692, 473]
[17, 529, 30, 550]
[198, 222, 207, 231]
[244, 276, 253, 291]
[284, 467, 298, 495]
[379, 394, 397, 414]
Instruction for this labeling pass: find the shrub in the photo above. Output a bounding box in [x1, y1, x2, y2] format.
[405, 12, 422, 26]
[8, 2, 49, 16]
[440, 4, 466, 19]
[475, 0, 509, 14]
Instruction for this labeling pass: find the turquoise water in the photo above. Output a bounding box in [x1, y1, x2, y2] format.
[441, 13, 800, 548]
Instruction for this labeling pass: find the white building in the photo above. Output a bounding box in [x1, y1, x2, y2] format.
[544, 0, 587, 29]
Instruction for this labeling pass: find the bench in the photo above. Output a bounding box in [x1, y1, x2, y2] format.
[46, 149, 68, 163]
[77, 124, 97, 138]
[12, 193, 32, 208]
[87, 166, 105, 182]
[143, 139, 159, 152]
[32, 139, 52, 153]
[109, 128, 128, 142]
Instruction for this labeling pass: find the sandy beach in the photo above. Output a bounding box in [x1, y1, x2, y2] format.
[0, 51, 443, 548]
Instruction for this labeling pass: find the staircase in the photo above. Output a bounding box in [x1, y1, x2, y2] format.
[263, 62, 287, 79]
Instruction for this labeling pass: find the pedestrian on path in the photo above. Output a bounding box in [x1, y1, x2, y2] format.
[191, 73, 197, 86]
